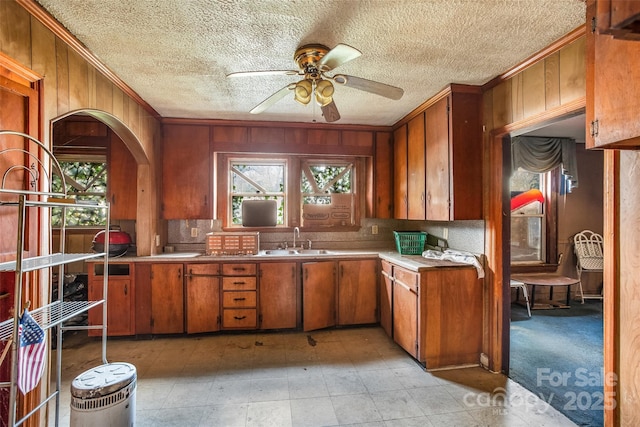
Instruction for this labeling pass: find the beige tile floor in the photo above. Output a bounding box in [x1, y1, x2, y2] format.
[48, 327, 576, 426]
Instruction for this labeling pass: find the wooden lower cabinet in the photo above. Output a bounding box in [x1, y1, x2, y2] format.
[383, 260, 482, 369]
[185, 263, 220, 334]
[88, 262, 135, 336]
[221, 263, 257, 329]
[150, 263, 184, 334]
[302, 261, 336, 331]
[337, 259, 378, 326]
[392, 266, 419, 359]
[259, 262, 298, 329]
[379, 260, 393, 337]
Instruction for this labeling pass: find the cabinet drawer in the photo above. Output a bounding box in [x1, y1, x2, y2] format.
[394, 267, 418, 292]
[223, 291, 256, 308]
[223, 309, 257, 328]
[187, 263, 220, 276]
[222, 276, 257, 291]
[222, 263, 256, 276]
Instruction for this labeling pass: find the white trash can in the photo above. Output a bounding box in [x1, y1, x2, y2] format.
[70, 362, 137, 426]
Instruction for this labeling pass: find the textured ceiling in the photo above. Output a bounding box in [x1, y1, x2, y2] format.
[35, 0, 586, 126]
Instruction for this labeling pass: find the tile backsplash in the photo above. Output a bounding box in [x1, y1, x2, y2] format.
[167, 218, 484, 254]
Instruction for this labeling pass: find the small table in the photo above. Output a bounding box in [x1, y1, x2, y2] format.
[510, 273, 580, 310]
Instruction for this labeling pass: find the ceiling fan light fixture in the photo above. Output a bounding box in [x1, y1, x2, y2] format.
[294, 79, 313, 105]
[315, 79, 334, 106]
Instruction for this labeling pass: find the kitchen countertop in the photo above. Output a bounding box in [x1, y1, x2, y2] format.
[87, 249, 476, 271]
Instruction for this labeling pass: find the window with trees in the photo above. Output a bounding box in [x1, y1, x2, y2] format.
[51, 161, 107, 226]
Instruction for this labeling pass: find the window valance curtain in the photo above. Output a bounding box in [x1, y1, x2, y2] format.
[511, 136, 578, 189]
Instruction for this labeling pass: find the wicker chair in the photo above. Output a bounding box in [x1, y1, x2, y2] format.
[573, 230, 604, 303]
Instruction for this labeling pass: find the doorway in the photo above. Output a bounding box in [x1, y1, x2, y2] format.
[507, 114, 605, 427]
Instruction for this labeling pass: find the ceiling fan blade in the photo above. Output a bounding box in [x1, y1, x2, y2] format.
[227, 70, 300, 78]
[318, 44, 362, 71]
[250, 84, 294, 114]
[334, 74, 404, 100]
[321, 100, 341, 123]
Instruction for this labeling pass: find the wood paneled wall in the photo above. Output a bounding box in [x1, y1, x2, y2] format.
[481, 29, 586, 374]
[485, 35, 586, 131]
[0, 0, 162, 255]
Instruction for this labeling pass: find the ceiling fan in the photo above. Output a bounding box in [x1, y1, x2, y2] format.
[227, 43, 404, 123]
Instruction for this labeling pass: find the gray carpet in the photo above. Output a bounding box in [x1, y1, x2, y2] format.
[510, 300, 604, 427]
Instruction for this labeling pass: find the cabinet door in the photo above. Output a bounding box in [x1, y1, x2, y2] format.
[162, 125, 211, 218]
[393, 270, 419, 359]
[425, 96, 451, 220]
[259, 262, 298, 330]
[421, 268, 482, 368]
[393, 125, 408, 219]
[337, 259, 378, 326]
[374, 132, 394, 218]
[407, 113, 426, 220]
[599, 0, 640, 39]
[587, 0, 640, 148]
[151, 263, 184, 334]
[302, 261, 336, 331]
[88, 277, 134, 336]
[108, 133, 137, 220]
[379, 261, 393, 337]
[186, 274, 220, 334]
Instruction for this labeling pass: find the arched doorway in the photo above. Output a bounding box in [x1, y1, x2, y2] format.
[50, 111, 147, 261]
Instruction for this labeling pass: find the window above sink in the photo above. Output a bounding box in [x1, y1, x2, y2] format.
[217, 153, 364, 231]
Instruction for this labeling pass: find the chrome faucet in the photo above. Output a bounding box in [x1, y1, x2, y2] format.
[293, 227, 300, 249]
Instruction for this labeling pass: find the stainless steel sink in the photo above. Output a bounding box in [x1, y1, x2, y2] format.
[257, 249, 332, 256]
[259, 249, 299, 255]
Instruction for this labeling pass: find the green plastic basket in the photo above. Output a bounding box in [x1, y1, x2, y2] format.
[393, 231, 427, 255]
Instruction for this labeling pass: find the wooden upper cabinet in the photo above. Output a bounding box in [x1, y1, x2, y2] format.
[393, 125, 408, 219]
[108, 133, 137, 220]
[162, 125, 212, 218]
[373, 132, 393, 218]
[407, 114, 426, 220]
[597, 0, 640, 40]
[587, 0, 640, 148]
[425, 85, 482, 220]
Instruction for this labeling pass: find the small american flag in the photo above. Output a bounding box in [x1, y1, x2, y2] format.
[18, 309, 46, 394]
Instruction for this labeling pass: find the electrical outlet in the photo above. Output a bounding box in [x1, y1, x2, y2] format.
[371, 225, 379, 235]
[155, 235, 160, 246]
[442, 227, 448, 239]
[191, 227, 198, 237]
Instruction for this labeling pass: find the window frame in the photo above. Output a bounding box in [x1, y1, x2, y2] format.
[216, 153, 364, 230]
[227, 157, 288, 226]
[510, 168, 559, 271]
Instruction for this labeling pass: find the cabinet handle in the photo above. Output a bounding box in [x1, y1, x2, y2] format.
[233, 281, 246, 285]
[234, 315, 247, 320]
[233, 297, 246, 301]
[178, 268, 182, 279]
[395, 279, 418, 295]
[124, 284, 127, 295]
[233, 267, 246, 271]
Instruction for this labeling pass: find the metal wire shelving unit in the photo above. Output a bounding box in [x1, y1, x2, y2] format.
[0, 130, 109, 426]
